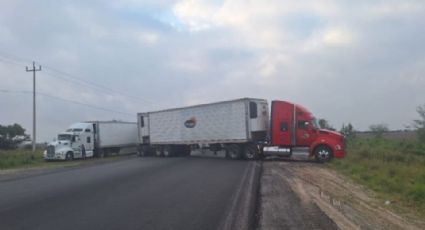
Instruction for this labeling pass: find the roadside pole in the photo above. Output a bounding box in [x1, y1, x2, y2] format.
[26, 61, 42, 158]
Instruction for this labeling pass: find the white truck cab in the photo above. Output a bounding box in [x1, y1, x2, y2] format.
[44, 123, 95, 160]
[44, 121, 138, 161]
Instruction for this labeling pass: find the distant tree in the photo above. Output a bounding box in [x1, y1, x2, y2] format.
[413, 104, 425, 142]
[340, 123, 356, 139]
[369, 123, 389, 138]
[318, 119, 336, 131]
[0, 123, 27, 149]
[0, 123, 26, 137]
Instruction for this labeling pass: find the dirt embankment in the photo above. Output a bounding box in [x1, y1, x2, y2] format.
[258, 161, 425, 230]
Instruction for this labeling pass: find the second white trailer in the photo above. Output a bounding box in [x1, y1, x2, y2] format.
[137, 98, 269, 159]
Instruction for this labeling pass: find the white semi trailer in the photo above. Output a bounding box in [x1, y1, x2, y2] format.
[137, 98, 269, 159]
[44, 121, 138, 160]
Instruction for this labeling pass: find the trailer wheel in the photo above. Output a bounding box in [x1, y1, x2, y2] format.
[243, 145, 257, 160]
[155, 148, 163, 157]
[227, 144, 242, 160]
[138, 146, 148, 157]
[66, 152, 73, 161]
[183, 146, 191, 157]
[225, 149, 230, 158]
[314, 145, 333, 163]
[163, 146, 173, 157]
[99, 150, 105, 158]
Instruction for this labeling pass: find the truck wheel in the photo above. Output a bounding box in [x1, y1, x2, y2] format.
[243, 145, 257, 160]
[183, 146, 191, 157]
[315, 145, 333, 163]
[227, 144, 242, 160]
[155, 148, 163, 157]
[66, 152, 74, 161]
[81, 145, 86, 160]
[138, 146, 148, 157]
[163, 147, 172, 157]
[225, 149, 230, 158]
[99, 150, 105, 158]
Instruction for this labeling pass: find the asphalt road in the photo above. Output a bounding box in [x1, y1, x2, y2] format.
[0, 156, 260, 230]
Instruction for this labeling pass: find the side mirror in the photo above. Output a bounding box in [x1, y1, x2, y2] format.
[72, 136, 76, 142]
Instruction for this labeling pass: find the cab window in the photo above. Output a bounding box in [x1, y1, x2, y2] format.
[298, 120, 309, 130]
[280, 122, 288, 131]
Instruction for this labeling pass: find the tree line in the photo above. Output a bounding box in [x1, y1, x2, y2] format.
[0, 123, 29, 149]
[320, 104, 425, 142]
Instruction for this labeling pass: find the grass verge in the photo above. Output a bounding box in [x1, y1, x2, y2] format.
[329, 137, 425, 217]
[0, 148, 133, 172]
[0, 148, 48, 170]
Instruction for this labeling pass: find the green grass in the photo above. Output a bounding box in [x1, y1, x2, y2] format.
[329, 137, 425, 216]
[0, 148, 46, 169]
[0, 148, 130, 171]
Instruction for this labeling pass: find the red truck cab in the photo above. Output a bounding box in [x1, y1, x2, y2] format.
[263, 100, 345, 162]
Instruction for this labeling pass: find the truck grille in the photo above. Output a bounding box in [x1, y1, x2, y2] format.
[47, 145, 55, 158]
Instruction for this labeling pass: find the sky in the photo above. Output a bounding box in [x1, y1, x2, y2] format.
[0, 0, 424, 142]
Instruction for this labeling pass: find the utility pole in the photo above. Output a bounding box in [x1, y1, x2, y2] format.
[26, 61, 41, 156]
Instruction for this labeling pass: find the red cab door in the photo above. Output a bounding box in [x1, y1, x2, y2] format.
[295, 109, 317, 146]
[271, 101, 294, 146]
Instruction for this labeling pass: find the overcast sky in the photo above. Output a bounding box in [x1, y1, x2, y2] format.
[0, 0, 424, 141]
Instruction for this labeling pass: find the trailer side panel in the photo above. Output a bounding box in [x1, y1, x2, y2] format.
[148, 100, 250, 145]
[96, 122, 138, 148]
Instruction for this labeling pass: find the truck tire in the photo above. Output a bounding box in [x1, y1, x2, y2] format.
[183, 146, 191, 157]
[81, 145, 86, 160]
[66, 152, 73, 161]
[163, 146, 173, 157]
[314, 145, 333, 163]
[227, 144, 242, 160]
[243, 145, 257, 160]
[155, 148, 163, 157]
[138, 146, 148, 157]
[99, 150, 105, 158]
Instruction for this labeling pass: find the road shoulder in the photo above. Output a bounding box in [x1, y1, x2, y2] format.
[259, 160, 425, 230]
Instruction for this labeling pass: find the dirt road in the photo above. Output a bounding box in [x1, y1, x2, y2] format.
[258, 160, 425, 230]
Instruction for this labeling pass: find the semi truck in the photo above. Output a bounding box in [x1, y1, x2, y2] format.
[137, 98, 345, 162]
[44, 121, 138, 160]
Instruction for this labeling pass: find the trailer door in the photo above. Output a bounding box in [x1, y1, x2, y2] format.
[139, 113, 150, 143]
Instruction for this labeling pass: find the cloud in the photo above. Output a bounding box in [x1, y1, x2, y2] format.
[0, 0, 425, 142]
[366, 1, 424, 18]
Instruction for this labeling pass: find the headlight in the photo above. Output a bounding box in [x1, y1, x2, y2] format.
[335, 144, 342, 150]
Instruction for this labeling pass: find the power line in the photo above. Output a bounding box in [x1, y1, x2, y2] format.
[0, 89, 134, 116]
[41, 70, 155, 107]
[0, 51, 32, 64]
[0, 56, 26, 67]
[43, 66, 156, 106]
[0, 51, 157, 107]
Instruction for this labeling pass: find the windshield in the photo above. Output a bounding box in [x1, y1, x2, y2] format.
[57, 134, 71, 141]
[65, 128, 83, 132]
[312, 118, 320, 130]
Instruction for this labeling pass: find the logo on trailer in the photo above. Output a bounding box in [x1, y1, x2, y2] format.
[184, 117, 197, 128]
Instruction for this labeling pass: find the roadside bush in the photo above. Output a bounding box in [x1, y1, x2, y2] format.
[413, 104, 425, 142]
[408, 184, 425, 203]
[329, 137, 425, 215]
[369, 124, 389, 138]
